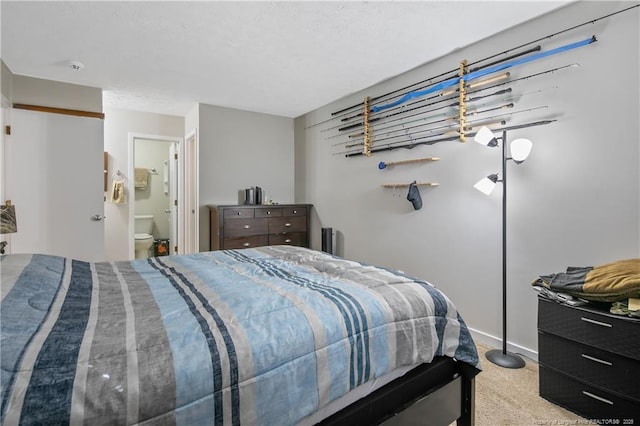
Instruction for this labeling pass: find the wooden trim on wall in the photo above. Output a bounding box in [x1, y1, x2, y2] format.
[13, 103, 105, 119]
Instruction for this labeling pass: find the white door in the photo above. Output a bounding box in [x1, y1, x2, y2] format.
[169, 143, 178, 254]
[5, 109, 105, 261]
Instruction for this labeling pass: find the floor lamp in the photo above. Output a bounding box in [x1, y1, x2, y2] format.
[474, 126, 532, 369]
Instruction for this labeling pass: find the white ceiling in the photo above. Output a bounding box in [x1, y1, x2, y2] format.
[1, 1, 572, 118]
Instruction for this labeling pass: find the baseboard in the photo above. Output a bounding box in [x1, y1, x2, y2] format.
[468, 327, 538, 363]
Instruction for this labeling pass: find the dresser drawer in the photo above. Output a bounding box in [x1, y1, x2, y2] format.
[224, 218, 267, 237]
[222, 235, 268, 249]
[539, 331, 640, 402]
[269, 232, 307, 247]
[269, 216, 307, 234]
[282, 206, 307, 217]
[538, 298, 640, 361]
[540, 365, 640, 421]
[255, 207, 282, 218]
[223, 207, 255, 219]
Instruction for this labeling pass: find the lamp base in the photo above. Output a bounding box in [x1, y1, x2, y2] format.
[485, 349, 525, 369]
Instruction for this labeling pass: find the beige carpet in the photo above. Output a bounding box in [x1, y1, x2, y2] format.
[472, 343, 586, 425]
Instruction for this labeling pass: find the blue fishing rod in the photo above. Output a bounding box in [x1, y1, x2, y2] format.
[370, 36, 596, 114]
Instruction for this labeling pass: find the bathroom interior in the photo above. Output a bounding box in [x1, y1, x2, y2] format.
[134, 138, 177, 259]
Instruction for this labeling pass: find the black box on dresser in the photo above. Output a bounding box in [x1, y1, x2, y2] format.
[208, 204, 312, 250]
[537, 296, 640, 422]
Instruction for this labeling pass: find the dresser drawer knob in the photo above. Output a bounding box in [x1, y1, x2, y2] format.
[237, 212, 243, 216]
[582, 391, 613, 406]
[267, 211, 271, 215]
[285, 239, 292, 243]
[243, 242, 251, 247]
[284, 223, 291, 227]
[244, 225, 251, 229]
[293, 210, 297, 214]
[581, 354, 612, 366]
[580, 317, 612, 328]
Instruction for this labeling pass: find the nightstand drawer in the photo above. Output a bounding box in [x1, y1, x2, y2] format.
[222, 235, 268, 249]
[538, 298, 640, 361]
[539, 331, 640, 402]
[539, 366, 640, 421]
[224, 219, 267, 237]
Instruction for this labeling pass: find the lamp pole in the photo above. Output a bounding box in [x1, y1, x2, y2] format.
[485, 130, 526, 369]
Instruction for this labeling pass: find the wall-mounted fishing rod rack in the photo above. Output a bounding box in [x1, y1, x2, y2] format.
[307, 4, 640, 159]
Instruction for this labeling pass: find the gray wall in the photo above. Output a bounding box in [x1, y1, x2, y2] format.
[12, 75, 102, 113]
[198, 104, 294, 251]
[295, 1, 640, 357]
[103, 107, 185, 260]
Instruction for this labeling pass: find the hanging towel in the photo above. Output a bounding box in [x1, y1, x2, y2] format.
[110, 180, 126, 204]
[134, 168, 148, 189]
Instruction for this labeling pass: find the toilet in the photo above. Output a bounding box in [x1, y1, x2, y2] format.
[134, 215, 155, 259]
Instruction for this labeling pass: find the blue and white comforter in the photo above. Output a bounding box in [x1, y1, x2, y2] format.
[1, 246, 479, 425]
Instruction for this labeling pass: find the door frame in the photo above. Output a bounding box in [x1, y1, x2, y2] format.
[128, 133, 183, 259]
[183, 129, 199, 254]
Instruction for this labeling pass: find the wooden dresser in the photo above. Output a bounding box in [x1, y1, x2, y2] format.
[537, 296, 640, 421]
[208, 204, 312, 250]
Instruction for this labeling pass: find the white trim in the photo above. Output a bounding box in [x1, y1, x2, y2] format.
[183, 128, 199, 254]
[468, 326, 538, 363]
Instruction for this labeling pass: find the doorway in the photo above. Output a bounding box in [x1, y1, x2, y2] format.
[128, 134, 182, 259]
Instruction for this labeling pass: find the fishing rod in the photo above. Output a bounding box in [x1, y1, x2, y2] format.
[330, 45, 541, 118]
[333, 87, 516, 145]
[342, 85, 554, 143]
[327, 3, 638, 119]
[329, 62, 576, 134]
[371, 36, 596, 114]
[332, 88, 512, 146]
[306, 46, 538, 131]
[340, 103, 514, 149]
[344, 118, 508, 150]
[339, 70, 512, 123]
[336, 86, 497, 133]
[343, 119, 556, 157]
[336, 105, 549, 154]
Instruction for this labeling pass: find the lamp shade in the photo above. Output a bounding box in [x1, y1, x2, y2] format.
[474, 126, 498, 147]
[510, 138, 533, 163]
[0, 202, 17, 234]
[474, 174, 499, 195]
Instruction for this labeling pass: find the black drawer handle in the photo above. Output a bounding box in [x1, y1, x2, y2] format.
[581, 353, 612, 366]
[580, 317, 612, 328]
[582, 391, 613, 405]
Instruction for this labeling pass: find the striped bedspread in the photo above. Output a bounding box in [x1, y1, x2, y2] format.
[1, 246, 480, 425]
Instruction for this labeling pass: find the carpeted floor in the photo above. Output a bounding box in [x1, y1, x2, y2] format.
[473, 342, 586, 425]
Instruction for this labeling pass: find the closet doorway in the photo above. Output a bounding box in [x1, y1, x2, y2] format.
[128, 134, 182, 259]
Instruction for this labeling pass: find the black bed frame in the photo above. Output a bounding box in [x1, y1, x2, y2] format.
[318, 357, 475, 426]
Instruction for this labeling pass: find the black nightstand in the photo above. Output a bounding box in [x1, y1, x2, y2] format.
[537, 296, 640, 421]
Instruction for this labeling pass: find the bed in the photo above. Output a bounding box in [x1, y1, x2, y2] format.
[0, 245, 480, 425]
